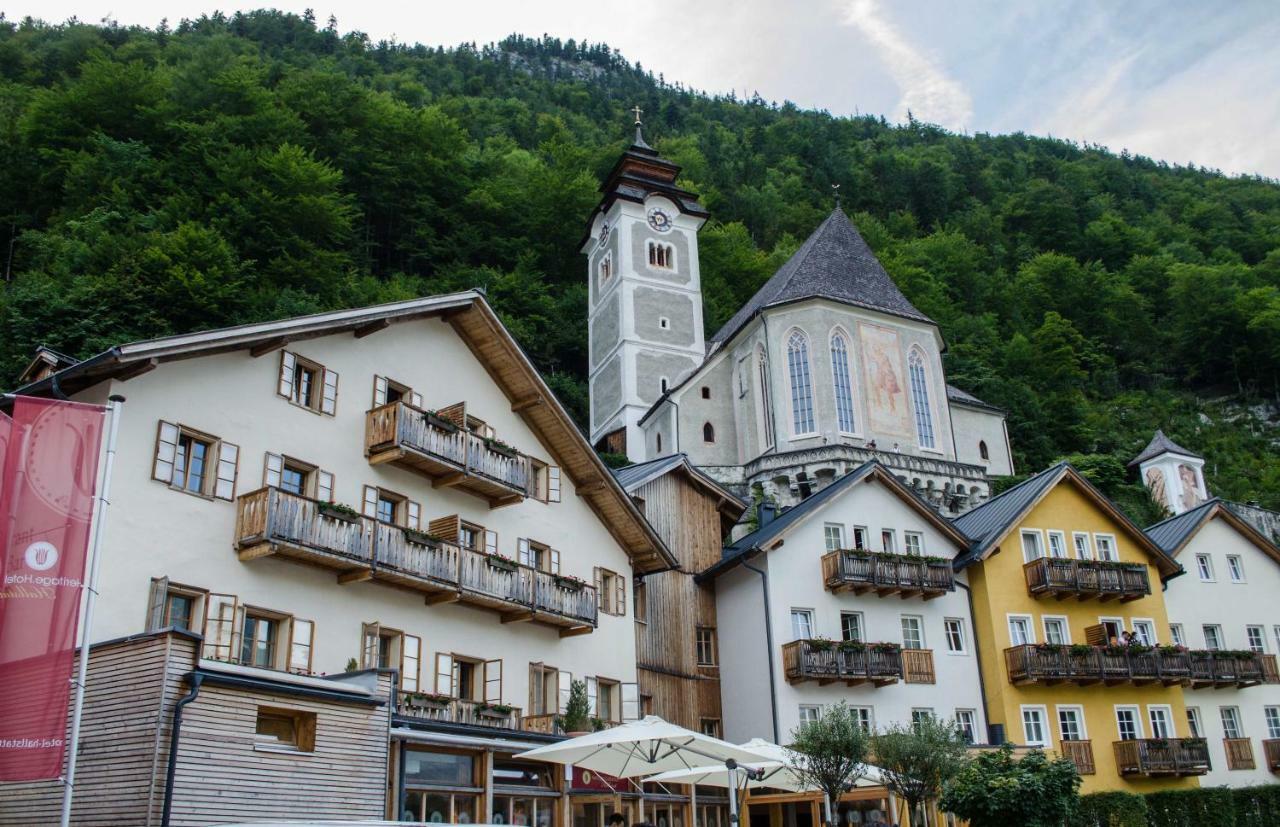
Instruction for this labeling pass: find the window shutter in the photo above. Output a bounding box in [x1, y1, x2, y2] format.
[594, 568, 605, 611]
[517, 538, 532, 567]
[409, 391, 423, 409]
[373, 376, 388, 407]
[361, 622, 381, 669]
[214, 441, 239, 501]
[548, 467, 561, 503]
[435, 653, 455, 696]
[407, 501, 421, 530]
[529, 663, 543, 713]
[264, 453, 283, 488]
[484, 530, 498, 555]
[621, 682, 639, 722]
[402, 634, 421, 693]
[362, 485, 378, 518]
[321, 369, 339, 416]
[202, 593, 239, 662]
[558, 670, 572, 713]
[483, 659, 503, 704]
[145, 577, 169, 630]
[279, 351, 296, 399]
[317, 471, 334, 502]
[289, 618, 314, 674]
[429, 515, 461, 543]
[615, 574, 626, 617]
[153, 421, 179, 483]
[550, 549, 561, 574]
[586, 676, 598, 716]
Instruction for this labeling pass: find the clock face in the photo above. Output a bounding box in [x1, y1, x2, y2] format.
[647, 208, 673, 233]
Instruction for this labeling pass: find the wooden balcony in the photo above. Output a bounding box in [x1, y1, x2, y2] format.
[235, 488, 597, 634]
[365, 401, 534, 507]
[1114, 739, 1210, 777]
[781, 640, 903, 687]
[1225, 738, 1256, 771]
[1005, 644, 1279, 688]
[902, 649, 937, 684]
[521, 713, 559, 734]
[1060, 740, 1095, 774]
[398, 693, 522, 730]
[1262, 739, 1280, 772]
[821, 550, 954, 599]
[1023, 558, 1150, 602]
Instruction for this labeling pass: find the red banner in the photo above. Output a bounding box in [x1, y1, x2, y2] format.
[0, 397, 104, 781]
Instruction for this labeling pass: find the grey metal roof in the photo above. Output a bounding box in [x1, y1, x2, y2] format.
[708, 208, 934, 346]
[1145, 498, 1219, 556]
[946, 384, 1004, 414]
[1128, 429, 1202, 467]
[611, 453, 747, 517]
[951, 463, 1068, 567]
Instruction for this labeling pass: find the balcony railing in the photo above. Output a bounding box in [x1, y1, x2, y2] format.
[235, 487, 597, 633]
[365, 401, 534, 506]
[1225, 738, 1256, 771]
[398, 694, 522, 730]
[781, 640, 903, 686]
[1060, 740, 1096, 775]
[1262, 739, 1280, 772]
[821, 550, 954, 599]
[1005, 644, 1279, 689]
[1023, 558, 1150, 602]
[1114, 739, 1210, 776]
[519, 713, 623, 736]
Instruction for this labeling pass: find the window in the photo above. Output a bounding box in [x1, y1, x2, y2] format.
[518, 539, 560, 573]
[1247, 625, 1266, 653]
[146, 578, 206, 633]
[595, 678, 619, 722]
[363, 485, 418, 528]
[255, 706, 316, 752]
[911, 709, 935, 732]
[791, 609, 815, 641]
[850, 707, 873, 734]
[1100, 618, 1124, 643]
[531, 463, 562, 503]
[944, 618, 966, 653]
[757, 345, 775, 450]
[700, 719, 722, 738]
[908, 348, 935, 449]
[1186, 707, 1203, 738]
[165, 592, 197, 631]
[830, 332, 857, 434]
[955, 710, 977, 744]
[1072, 532, 1092, 560]
[1047, 531, 1068, 559]
[786, 330, 816, 436]
[1203, 625, 1224, 650]
[824, 523, 845, 552]
[1042, 617, 1069, 646]
[598, 251, 613, 284]
[1008, 615, 1033, 646]
[241, 612, 279, 668]
[881, 529, 897, 552]
[1148, 706, 1173, 739]
[1274, 625, 1280, 654]
[595, 568, 626, 616]
[634, 581, 647, 623]
[1021, 706, 1048, 747]
[278, 351, 337, 416]
[1057, 707, 1085, 742]
[904, 532, 924, 556]
[153, 421, 239, 500]
[659, 377, 669, 393]
[264, 453, 333, 502]
[528, 663, 561, 716]
[401, 633, 421, 692]
[979, 441, 989, 460]
[647, 240, 674, 269]
[1116, 707, 1142, 741]
[1265, 707, 1280, 739]
[696, 627, 717, 667]
[658, 317, 671, 330]
[372, 375, 421, 408]
[1131, 620, 1156, 646]
[851, 527, 868, 550]
[1021, 530, 1044, 562]
[1170, 624, 1185, 647]
[900, 615, 924, 650]
[289, 618, 315, 675]
[798, 706, 821, 725]
[1196, 554, 1214, 581]
[702, 422, 715, 443]
[655, 432, 662, 453]
[701, 386, 711, 399]
[1221, 706, 1243, 739]
[1094, 535, 1117, 562]
[1227, 555, 1245, 583]
[841, 612, 864, 643]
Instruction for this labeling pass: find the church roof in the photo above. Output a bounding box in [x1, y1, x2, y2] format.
[946, 384, 1004, 414]
[708, 208, 934, 347]
[1128, 429, 1202, 467]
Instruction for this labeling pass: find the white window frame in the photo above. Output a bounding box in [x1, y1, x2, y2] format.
[1008, 614, 1035, 646]
[1220, 706, 1243, 739]
[1246, 625, 1267, 653]
[1099, 616, 1126, 643]
[1072, 531, 1093, 560]
[798, 705, 821, 725]
[1021, 705, 1049, 747]
[790, 609, 815, 641]
[1203, 624, 1224, 650]
[1187, 707, 1203, 738]
[1115, 705, 1144, 741]
[1169, 624, 1185, 647]
[1056, 705, 1087, 742]
[1046, 530, 1068, 559]
[1131, 619, 1156, 646]
[943, 618, 966, 654]
[1196, 553, 1214, 582]
[881, 529, 897, 553]
[1148, 705, 1174, 739]
[955, 709, 977, 744]
[823, 523, 845, 552]
[1094, 534, 1118, 561]
[907, 346, 937, 451]
[784, 328, 817, 439]
[1020, 529, 1045, 562]
[850, 706, 874, 734]
[900, 615, 925, 650]
[851, 526, 869, 550]
[829, 328, 859, 436]
[1264, 706, 1280, 740]
[904, 531, 924, 556]
[1226, 555, 1245, 583]
[840, 611, 864, 643]
[1042, 616, 1071, 646]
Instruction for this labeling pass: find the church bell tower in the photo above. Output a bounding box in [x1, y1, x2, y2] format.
[583, 111, 708, 461]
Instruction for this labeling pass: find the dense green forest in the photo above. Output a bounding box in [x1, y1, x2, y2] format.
[2, 11, 1279, 517]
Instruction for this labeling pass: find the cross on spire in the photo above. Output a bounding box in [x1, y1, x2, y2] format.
[630, 104, 650, 149]
[631, 104, 644, 125]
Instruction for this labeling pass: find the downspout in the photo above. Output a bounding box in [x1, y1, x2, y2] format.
[954, 579, 992, 742]
[161, 672, 205, 827]
[741, 552, 780, 744]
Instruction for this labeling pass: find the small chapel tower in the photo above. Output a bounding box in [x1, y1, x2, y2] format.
[1131, 429, 1209, 515]
[584, 110, 708, 461]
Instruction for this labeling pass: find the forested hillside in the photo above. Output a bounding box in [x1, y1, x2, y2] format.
[2, 11, 1280, 516]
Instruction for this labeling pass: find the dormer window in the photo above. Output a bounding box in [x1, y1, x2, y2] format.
[647, 241, 674, 270]
[599, 251, 613, 285]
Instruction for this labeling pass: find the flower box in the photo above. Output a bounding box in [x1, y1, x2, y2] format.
[486, 554, 517, 573]
[553, 574, 586, 591]
[806, 637, 835, 653]
[484, 438, 518, 458]
[318, 502, 361, 524]
[423, 411, 458, 433]
[405, 693, 453, 711]
[404, 528, 443, 548]
[477, 703, 514, 719]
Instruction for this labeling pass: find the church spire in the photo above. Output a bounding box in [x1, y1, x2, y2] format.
[630, 104, 651, 149]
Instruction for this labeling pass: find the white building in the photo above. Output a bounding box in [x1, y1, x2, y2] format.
[706, 461, 987, 746]
[1148, 498, 1280, 786]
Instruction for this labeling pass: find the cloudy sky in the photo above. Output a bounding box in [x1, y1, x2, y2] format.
[10, 0, 1280, 177]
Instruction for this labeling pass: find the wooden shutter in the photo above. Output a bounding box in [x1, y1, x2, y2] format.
[594, 568, 605, 612]
[548, 467, 561, 503]
[483, 659, 503, 704]
[361, 622, 381, 669]
[621, 682, 640, 722]
[1085, 624, 1109, 646]
[362, 485, 378, 518]
[213, 441, 239, 500]
[279, 352, 296, 399]
[529, 663, 542, 713]
[321, 369, 339, 416]
[373, 376, 388, 407]
[550, 549, 561, 575]
[317, 470, 334, 502]
[407, 501, 421, 530]
[435, 653, 455, 696]
[402, 634, 421, 693]
[264, 453, 283, 488]
[615, 573, 626, 617]
[517, 538, 532, 567]
[289, 618, 314, 674]
[429, 515, 461, 543]
[437, 402, 466, 428]
[153, 421, 179, 483]
[586, 676, 598, 716]
[145, 577, 169, 630]
[409, 391, 423, 409]
[484, 530, 498, 555]
[557, 670, 572, 713]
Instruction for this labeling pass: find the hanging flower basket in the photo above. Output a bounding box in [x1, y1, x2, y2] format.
[318, 502, 361, 524]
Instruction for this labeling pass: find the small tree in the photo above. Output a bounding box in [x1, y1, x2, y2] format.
[940, 744, 1080, 827]
[559, 679, 592, 734]
[789, 702, 872, 827]
[871, 715, 970, 826]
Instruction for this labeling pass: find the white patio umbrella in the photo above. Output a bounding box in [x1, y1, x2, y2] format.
[646, 738, 884, 791]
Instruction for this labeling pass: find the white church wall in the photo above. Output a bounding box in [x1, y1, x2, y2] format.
[951, 404, 1014, 476]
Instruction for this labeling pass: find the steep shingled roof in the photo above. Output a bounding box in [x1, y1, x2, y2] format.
[946, 384, 1005, 414]
[708, 208, 934, 346]
[1128, 429, 1202, 467]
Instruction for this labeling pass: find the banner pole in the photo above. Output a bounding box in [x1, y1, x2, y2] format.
[59, 394, 124, 827]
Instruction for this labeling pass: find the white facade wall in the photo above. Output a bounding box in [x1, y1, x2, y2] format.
[77, 318, 639, 713]
[1163, 517, 1280, 787]
[950, 404, 1013, 477]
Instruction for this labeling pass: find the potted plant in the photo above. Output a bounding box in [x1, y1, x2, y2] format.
[1183, 737, 1207, 748]
[1034, 643, 1064, 654]
[553, 573, 586, 591]
[591, 717, 607, 732]
[872, 642, 901, 654]
[318, 501, 361, 524]
[406, 692, 453, 711]
[1068, 644, 1094, 658]
[560, 679, 593, 736]
[484, 436, 519, 458]
[485, 552, 517, 572]
[1158, 644, 1187, 656]
[477, 702, 514, 720]
[423, 409, 458, 433]
[1148, 738, 1170, 750]
[837, 639, 866, 653]
[404, 527, 441, 548]
[806, 636, 835, 652]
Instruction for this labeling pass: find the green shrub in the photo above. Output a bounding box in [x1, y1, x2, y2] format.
[1230, 784, 1280, 827]
[1071, 791, 1147, 827]
[1145, 787, 1235, 827]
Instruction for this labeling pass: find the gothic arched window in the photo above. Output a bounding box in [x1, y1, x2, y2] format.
[656, 432, 662, 454]
[908, 348, 936, 449]
[757, 345, 775, 450]
[979, 440, 989, 460]
[830, 331, 857, 434]
[786, 330, 816, 436]
[703, 422, 715, 443]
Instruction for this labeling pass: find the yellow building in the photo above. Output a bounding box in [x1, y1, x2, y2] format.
[954, 462, 1209, 794]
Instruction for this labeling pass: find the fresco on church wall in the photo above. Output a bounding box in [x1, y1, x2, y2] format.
[1146, 467, 1169, 510]
[1178, 464, 1203, 510]
[858, 323, 913, 438]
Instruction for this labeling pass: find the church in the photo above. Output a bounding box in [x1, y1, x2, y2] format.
[585, 121, 1012, 514]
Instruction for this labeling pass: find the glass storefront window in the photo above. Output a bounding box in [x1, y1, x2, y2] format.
[404, 749, 476, 787]
[493, 758, 555, 788]
[648, 803, 685, 827]
[403, 790, 480, 823]
[491, 795, 555, 827]
[697, 804, 727, 827]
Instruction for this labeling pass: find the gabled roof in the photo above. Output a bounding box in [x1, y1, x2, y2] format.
[1146, 498, 1280, 564]
[9, 291, 676, 574]
[701, 460, 972, 580]
[1128, 429, 1202, 467]
[612, 453, 747, 530]
[952, 462, 1182, 578]
[946, 384, 1005, 415]
[708, 208, 934, 347]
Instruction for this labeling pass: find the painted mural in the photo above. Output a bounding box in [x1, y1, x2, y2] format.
[858, 323, 913, 438]
[1146, 467, 1169, 510]
[1178, 464, 1203, 510]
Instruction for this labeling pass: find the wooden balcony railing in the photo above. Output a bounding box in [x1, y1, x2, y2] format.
[1262, 739, 1280, 772]
[1060, 740, 1095, 774]
[521, 713, 559, 734]
[398, 693, 522, 730]
[902, 649, 937, 684]
[236, 487, 597, 634]
[1023, 558, 1150, 602]
[365, 401, 534, 507]
[821, 550, 954, 599]
[1225, 738, 1256, 770]
[1005, 644, 1279, 689]
[1114, 739, 1210, 777]
[781, 640, 903, 687]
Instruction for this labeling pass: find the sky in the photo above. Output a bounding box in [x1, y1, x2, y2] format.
[8, 0, 1280, 178]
